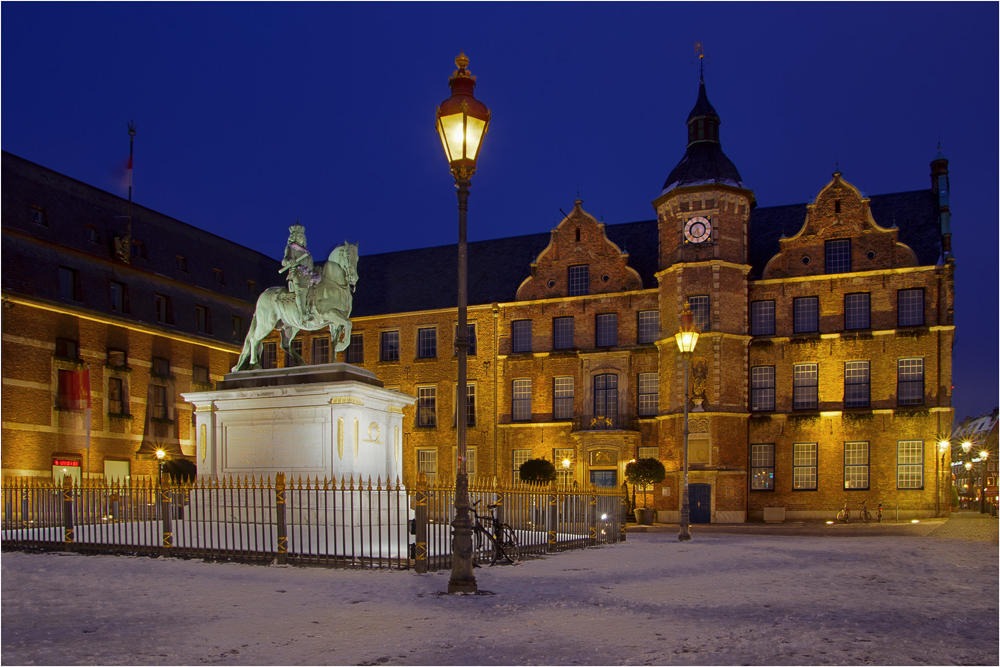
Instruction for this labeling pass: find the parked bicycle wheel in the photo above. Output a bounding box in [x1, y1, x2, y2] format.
[859, 509, 871, 523]
[836, 509, 849, 523]
[473, 527, 498, 566]
[497, 523, 520, 563]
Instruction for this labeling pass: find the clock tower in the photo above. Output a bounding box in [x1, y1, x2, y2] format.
[652, 72, 756, 524]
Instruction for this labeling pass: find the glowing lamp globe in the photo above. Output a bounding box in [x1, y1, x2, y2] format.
[436, 52, 491, 180]
[674, 302, 700, 354]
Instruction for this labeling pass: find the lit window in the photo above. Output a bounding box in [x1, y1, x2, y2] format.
[595, 313, 618, 347]
[751, 300, 775, 336]
[512, 379, 532, 421]
[844, 441, 869, 490]
[511, 320, 532, 353]
[380, 331, 400, 362]
[313, 336, 331, 364]
[261, 342, 277, 369]
[568, 265, 589, 297]
[417, 449, 438, 485]
[688, 295, 710, 332]
[751, 444, 774, 490]
[553, 317, 574, 350]
[793, 363, 819, 410]
[825, 239, 851, 274]
[844, 361, 870, 408]
[750, 366, 775, 411]
[453, 323, 477, 356]
[453, 383, 475, 427]
[898, 289, 924, 327]
[793, 443, 817, 490]
[638, 372, 658, 417]
[638, 310, 659, 344]
[553, 376, 574, 420]
[844, 293, 870, 330]
[897, 440, 924, 489]
[897, 358, 924, 406]
[554, 447, 575, 487]
[638, 446, 658, 460]
[793, 297, 819, 333]
[346, 334, 363, 364]
[417, 386, 437, 427]
[417, 328, 437, 359]
[512, 449, 532, 482]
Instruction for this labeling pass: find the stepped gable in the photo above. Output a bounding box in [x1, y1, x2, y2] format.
[515, 200, 644, 301]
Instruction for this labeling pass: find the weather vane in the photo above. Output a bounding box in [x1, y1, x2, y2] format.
[693, 41, 709, 77]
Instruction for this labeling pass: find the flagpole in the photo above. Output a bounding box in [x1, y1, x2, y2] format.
[118, 121, 136, 263]
[84, 365, 91, 481]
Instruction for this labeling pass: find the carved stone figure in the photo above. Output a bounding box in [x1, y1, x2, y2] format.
[232, 225, 359, 372]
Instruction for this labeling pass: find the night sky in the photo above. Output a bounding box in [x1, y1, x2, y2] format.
[2, 2, 996, 421]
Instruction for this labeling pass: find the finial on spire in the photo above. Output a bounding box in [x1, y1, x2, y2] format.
[694, 41, 706, 78]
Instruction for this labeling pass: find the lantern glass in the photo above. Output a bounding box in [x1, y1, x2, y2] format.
[675, 329, 699, 354]
[437, 112, 487, 165]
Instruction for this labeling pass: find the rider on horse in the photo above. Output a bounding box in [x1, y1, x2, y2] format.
[280, 223, 321, 324]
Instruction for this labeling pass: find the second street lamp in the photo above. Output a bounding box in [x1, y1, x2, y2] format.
[674, 301, 700, 541]
[436, 52, 490, 594]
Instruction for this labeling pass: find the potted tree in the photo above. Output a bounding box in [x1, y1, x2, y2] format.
[519, 458, 556, 485]
[625, 458, 666, 525]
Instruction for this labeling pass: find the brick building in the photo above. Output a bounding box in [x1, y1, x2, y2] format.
[1, 151, 280, 484]
[2, 74, 956, 521]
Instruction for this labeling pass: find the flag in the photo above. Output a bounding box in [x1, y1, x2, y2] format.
[58, 368, 91, 411]
[126, 154, 133, 189]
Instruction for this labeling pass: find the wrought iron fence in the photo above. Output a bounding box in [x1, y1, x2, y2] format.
[2, 475, 626, 570]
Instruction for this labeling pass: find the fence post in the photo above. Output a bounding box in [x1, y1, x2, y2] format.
[62, 475, 75, 548]
[275, 473, 288, 565]
[21, 481, 29, 527]
[620, 486, 628, 542]
[588, 490, 598, 546]
[413, 472, 428, 573]
[160, 477, 172, 557]
[547, 481, 558, 553]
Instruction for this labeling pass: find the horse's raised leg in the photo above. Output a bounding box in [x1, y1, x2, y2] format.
[333, 316, 353, 353]
[281, 325, 305, 367]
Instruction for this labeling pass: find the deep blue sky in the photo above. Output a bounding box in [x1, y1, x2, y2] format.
[3, 2, 997, 421]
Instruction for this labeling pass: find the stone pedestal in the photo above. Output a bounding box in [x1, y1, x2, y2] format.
[182, 363, 415, 483]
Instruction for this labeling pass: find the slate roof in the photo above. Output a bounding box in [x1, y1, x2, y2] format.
[351, 190, 942, 316]
[661, 142, 747, 195]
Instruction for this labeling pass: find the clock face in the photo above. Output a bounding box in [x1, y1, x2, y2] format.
[684, 216, 713, 244]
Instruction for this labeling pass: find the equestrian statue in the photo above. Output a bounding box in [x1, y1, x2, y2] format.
[232, 223, 359, 372]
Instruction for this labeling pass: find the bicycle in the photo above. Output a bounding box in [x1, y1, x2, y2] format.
[874, 501, 883, 524]
[836, 501, 851, 523]
[470, 500, 521, 566]
[857, 500, 872, 524]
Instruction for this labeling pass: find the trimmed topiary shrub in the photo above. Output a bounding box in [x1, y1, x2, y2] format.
[624, 458, 666, 509]
[519, 458, 556, 484]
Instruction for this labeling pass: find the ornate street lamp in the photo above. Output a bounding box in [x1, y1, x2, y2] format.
[674, 301, 700, 541]
[979, 450, 989, 514]
[155, 448, 166, 485]
[437, 52, 490, 594]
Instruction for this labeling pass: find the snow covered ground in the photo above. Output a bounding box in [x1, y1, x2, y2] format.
[2, 519, 997, 666]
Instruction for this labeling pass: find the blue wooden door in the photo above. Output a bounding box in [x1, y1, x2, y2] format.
[689, 483, 711, 523]
[590, 470, 618, 488]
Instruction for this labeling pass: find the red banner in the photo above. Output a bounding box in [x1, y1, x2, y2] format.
[58, 368, 91, 411]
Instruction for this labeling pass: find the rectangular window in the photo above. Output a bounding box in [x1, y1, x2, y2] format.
[462, 446, 478, 479]
[793, 442, 818, 490]
[193, 365, 210, 385]
[553, 376, 574, 420]
[104, 460, 129, 484]
[232, 316, 245, 341]
[175, 255, 187, 272]
[59, 266, 81, 301]
[554, 447, 575, 487]
[345, 334, 363, 364]
[453, 323, 477, 356]
[638, 372, 659, 417]
[453, 383, 476, 427]
[30, 206, 46, 226]
[750, 300, 775, 336]
[793, 296, 819, 333]
[154, 294, 173, 325]
[108, 377, 128, 415]
[553, 317, 575, 350]
[152, 384, 168, 420]
[417, 386, 437, 427]
[417, 327, 437, 359]
[247, 280, 256, 295]
[844, 293, 870, 330]
[637, 310, 659, 344]
[689, 295, 710, 332]
[897, 358, 924, 406]
[107, 349, 127, 368]
[568, 265, 589, 297]
[151, 357, 170, 377]
[825, 239, 851, 274]
[312, 336, 331, 364]
[86, 227, 100, 243]
[213, 268, 225, 285]
[751, 444, 775, 490]
[595, 313, 618, 347]
[380, 331, 400, 362]
[417, 449, 437, 485]
[512, 449, 532, 482]
[55, 338, 78, 360]
[793, 363, 819, 410]
[750, 366, 775, 411]
[110, 281, 129, 313]
[844, 441, 870, 490]
[195, 305, 212, 334]
[844, 361, 870, 408]
[512, 378, 532, 421]
[131, 240, 146, 259]
[638, 446, 659, 460]
[261, 342, 277, 369]
[511, 320, 532, 353]
[898, 289, 925, 327]
[284, 340, 302, 367]
[897, 440, 924, 489]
